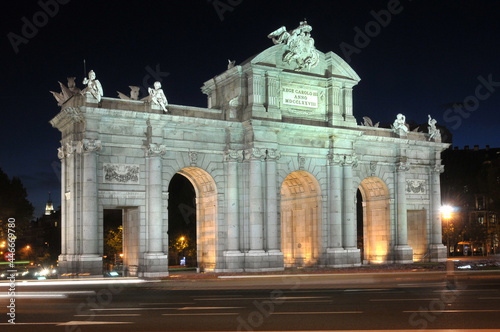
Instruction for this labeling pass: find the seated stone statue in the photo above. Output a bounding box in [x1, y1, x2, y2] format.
[82, 70, 103, 102]
[392, 113, 409, 134]
[148, 81, 168, 112]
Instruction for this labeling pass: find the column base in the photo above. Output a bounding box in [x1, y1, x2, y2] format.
[326, 247, 361, 267]
[141, 252, 169, 278]
[394, 245, 414, 264]
[242, 250, 284, 272]
[429, 244, 447, 263]
[222, 250, 245, 272]
[58, 254, 103, 277]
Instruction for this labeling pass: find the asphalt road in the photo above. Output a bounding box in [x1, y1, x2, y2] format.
[1, 272, 500, 331]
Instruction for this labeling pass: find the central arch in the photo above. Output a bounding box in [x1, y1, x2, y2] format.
[281, 171, 321, 267]
[173, 167, 217, 272]
[358, 177, 391, 264]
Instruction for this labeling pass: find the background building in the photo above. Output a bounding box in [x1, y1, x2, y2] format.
[441, 145, 500, 255]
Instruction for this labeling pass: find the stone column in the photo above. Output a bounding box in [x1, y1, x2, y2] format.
[143, 143, 169, 277]
[265, 71, 282, 119]
[65, 142, 76, 256]
[246, 148, 266, 253]
[430, 163, 447, 262]
[341, 154, 361, 266]
[57, 146, 67, 258]
[223, 150, 244, 271]
[78, 139, 102, 274]
[330, 154, 343, 248]
[225, 150, 243, 251]
[246, 69, 266, 114]
[342, 154, 357, 249]
[341, 86, 357, 126]
[326, 153, 347, 267]
[265, 149, 281, 252]
[147, 144, 165, 253]
[395, 161, 413, 263]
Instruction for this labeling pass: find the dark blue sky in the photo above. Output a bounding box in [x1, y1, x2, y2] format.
[1, 0, 499, 217]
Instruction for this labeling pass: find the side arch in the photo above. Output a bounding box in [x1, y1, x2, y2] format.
[175, 166, 217, 272]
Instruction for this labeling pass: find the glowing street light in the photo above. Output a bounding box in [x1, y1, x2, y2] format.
[441, 205, 455, 257]
[441, 205, 453, 220]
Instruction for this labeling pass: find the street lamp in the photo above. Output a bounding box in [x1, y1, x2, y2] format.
[441, 205, 454, 256]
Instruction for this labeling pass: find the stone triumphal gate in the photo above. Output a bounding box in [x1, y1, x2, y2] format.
[51, 22, 448, 277]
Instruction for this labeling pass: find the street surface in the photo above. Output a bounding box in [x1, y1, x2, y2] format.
[1, 271, 500, 331]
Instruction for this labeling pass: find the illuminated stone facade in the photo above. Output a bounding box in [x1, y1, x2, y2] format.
[51, 24, 448, 276]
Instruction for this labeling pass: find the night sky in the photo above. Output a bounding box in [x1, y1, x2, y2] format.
[1, 0, 499, 217]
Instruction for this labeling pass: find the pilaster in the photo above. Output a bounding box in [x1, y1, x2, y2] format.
[225, 149, 243, 252]
[429, 163, 447, 262]
[245, 147, 266, 253]
[143, 143, 169, 277]
[394, 160, 414, 263]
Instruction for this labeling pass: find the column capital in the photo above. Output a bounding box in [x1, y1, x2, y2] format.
[266, 148, 281, 161]
[77, 139, 102, 154]
[342, 153, 358, 168]
[144, 143, 166, 157]
[225, 149, 244, 162]
[65, 141, 76, 156]
[432, 163, 445, 174]
[397, 161, 410, 172]
[244, 147, 266, 161]
[328, 153, 343, 166]
[57, 146, 65, 160]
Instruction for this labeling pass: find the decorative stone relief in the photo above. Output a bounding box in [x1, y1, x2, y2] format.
[298, 155, 306, 169]
[268, 21, 319, 71]
[406, 179, 426, 194]
[188, 151, 198, 166]
[370, 161, 377, 176]
[103, 163, 140, 184]
[77, 139, 102, 154]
